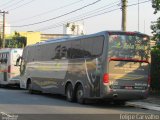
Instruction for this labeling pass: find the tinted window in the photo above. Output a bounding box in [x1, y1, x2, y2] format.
[70, 40, 84, 59]
[61, 41, 71, 59]
[81, 38, 92, 58]
[52, 41, 71, 59]
[25, 35, 104, 61]
[22, 47, 28, 62]
[27, 47, 35, 62]
[0, 52, 9, 63]
[91, 36, 104, 57]
[109, 33, 150, 60]
[45, 43, 56, 60]
[81, 36, 104, 58]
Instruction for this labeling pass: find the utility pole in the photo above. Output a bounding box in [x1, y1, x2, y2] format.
[144, 20, 145, 33]
[0, 11, 8, 48]
[121, 0, 127, 31]
[138, 0, 139, 31]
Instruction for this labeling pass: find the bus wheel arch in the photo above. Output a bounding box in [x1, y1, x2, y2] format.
[75, 82, 85, 104]
[26, 78, 33, 94]
[65, 82, 75, 102]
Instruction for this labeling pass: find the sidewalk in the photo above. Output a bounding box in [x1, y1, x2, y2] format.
[126, 95, 160, 111]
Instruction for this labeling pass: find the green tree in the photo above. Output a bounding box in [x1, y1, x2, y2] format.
[150, 0, 160, 92]
[152, 0, 160, 14]
[5, 31, 27, 48]
[151, 0, 160, 43]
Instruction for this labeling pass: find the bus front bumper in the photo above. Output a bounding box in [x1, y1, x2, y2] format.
[8, 79, 20, 85]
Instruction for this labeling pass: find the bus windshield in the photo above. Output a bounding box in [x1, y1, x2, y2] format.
[109, 32, 150, 61]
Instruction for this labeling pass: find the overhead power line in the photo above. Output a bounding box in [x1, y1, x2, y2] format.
[0, 0, 16, 7]
[8, 0, 102, 27]
[81, 1, 120, 19]
[8, 0, 36, 11]
[35, 1, 120, 31]
[11, 0, 83, 23]
[35, 0, 151, 32]
[127, 0, 151, 7]
[35, 8, 120, 32]
[2, 0, 26, 10]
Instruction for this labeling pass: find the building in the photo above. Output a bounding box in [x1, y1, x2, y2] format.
[19, 32, 70, 45]
[63, 22, 85, 35]
[19, 31, 41, 45]
[41, 34, 70, 41]
[5, 31, 71, 46]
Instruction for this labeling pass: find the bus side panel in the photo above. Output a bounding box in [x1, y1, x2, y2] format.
[64, 58, 102, 98]
[26, 57, 103, 98]
[27, 60, 69, 94]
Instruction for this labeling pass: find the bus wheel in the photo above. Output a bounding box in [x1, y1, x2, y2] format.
[66, 83, 75, 102]
[0, 84, 1, 88]
[76, 85, 85, 104]
[113, 100, 126, 106]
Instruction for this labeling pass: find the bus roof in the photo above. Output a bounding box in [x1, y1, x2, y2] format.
[27, 31, 149, 47]
[27, 31, 107, 47]
[0, 48, 23, 52]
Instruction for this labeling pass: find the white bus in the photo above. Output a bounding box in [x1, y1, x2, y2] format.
[20, 31, 150, 104]
[0, 48, 23, 87]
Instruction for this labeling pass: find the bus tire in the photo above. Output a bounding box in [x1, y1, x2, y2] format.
[66, 83, 75, 102]
[76, 85, 85, 104]
[113, 100, 126, 105]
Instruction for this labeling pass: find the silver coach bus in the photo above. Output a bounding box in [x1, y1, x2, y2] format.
[19, 31, 150, 104]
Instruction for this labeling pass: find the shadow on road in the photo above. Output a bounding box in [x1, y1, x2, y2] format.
[0, 88, 144, 112]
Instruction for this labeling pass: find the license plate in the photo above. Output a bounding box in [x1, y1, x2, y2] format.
[125, 86, 133, 90]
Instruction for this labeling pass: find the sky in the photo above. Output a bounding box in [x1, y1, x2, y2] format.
[0, 0, 159, 36]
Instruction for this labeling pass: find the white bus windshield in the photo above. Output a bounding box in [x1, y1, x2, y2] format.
[109, 33, 150, 61]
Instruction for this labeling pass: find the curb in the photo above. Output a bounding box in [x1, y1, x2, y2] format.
[126, 101, 160, 111]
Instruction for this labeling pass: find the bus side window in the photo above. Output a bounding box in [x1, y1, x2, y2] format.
[92, 36, 104, 57]
[4, 58, 7, 63]
[1, 53, 8, 64]
[81, 38, 92, 58]
[70, 40, 83, 59]
[61, 46, 67, 59]
[81, 36, 104, 58]
[61, 41, 71, 59]
[55, 45, 61, 59]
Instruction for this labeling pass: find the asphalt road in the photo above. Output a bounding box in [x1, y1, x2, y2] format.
[0, 88, 159, 120]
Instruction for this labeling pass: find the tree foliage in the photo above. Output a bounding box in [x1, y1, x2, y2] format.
[151, 0, 160, 43]
[152, 0, 160, 14]
[151, 0, 160, 91]
[5, 31, 27, 48]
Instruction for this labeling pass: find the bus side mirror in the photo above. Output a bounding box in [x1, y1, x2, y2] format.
[15, 57, 21, 66]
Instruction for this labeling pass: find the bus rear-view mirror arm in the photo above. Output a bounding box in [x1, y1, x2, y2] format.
[15, 57, 22, 66]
